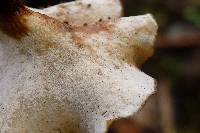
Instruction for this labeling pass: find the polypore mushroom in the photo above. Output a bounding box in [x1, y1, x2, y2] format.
[0, 0, 157, 133]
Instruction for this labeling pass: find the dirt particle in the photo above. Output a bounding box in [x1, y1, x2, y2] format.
[73, 22, 113, 34]
[102, 111, 107, 116]
[64, 21, 69, 25]
[83, 23, 88, 27]
[87, 4, 92, 8]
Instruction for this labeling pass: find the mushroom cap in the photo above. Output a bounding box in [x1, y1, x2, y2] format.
[0, 0, 157, 133]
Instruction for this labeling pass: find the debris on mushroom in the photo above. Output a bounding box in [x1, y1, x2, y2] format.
[0, 0, 157, 133]
[30, 0, 123, 26]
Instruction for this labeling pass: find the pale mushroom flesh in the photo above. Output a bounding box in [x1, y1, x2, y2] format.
[0, 0, 158, 133]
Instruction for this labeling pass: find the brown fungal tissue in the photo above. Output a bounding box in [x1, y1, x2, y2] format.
[0, 0, 158, 133]
[0, 0, 29, 39]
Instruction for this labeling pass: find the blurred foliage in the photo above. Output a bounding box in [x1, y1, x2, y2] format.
[143, 47, 200, 133]
[183, 6, 200, 28]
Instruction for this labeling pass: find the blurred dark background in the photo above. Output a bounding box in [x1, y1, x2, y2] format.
[22, 0, 200, 133]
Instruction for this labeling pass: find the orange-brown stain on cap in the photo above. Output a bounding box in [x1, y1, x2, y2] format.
[0, 0, 30, 39]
